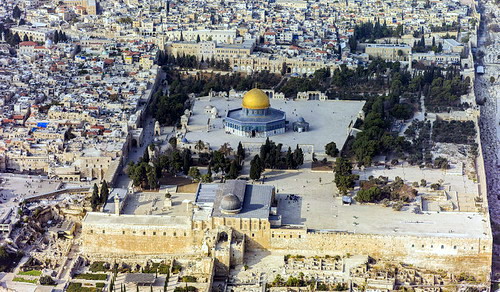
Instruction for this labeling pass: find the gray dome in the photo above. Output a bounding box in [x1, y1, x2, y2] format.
[220, 193, 242, 214]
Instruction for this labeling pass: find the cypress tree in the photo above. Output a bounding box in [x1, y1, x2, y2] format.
[227, 160, 238, 179]
[249, 155, 262, 181]
[143, 148, 150, 163]
[237, 142, 245, 163]
[100, 180, 109, 204]
[91, 183, 99, 211]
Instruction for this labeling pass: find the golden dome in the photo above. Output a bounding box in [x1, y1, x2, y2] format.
[242, 89, 270, 110]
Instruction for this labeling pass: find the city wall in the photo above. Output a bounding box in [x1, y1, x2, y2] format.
[270, 229, 492, 281]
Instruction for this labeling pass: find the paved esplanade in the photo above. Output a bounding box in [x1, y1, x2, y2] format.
[186, 94, 365, 153]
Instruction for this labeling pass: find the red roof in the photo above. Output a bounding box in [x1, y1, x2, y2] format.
[19, 41, 37, 47]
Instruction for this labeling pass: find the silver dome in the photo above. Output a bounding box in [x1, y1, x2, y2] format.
[220, 193, 242, 214]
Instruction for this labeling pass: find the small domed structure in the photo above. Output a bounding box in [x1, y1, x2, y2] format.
[242, 89, 270, 110]
[220, 193, 242, 214]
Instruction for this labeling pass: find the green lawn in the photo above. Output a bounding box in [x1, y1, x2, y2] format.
[74, 273, 107, 281]
[18, 270, 42, 276]
[13, 277, 38, 284]
[66, 282, 99, 292]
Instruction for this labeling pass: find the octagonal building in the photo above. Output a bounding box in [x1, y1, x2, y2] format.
[224, 89, 286, 138]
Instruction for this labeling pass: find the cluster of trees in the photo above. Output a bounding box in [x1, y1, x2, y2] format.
[356, 176, 417, 203]
[346, 65, 470, 166]
[351, 20, 403, 43]
[334, 157, 358, 195]
[52, 30, 69, 44]
[348, 67, 415, 166]
[404, 120, 432, 166]
[329, 60, 399, 98]
[423, 70, 470, 112]
[249, 140, 304, 181]
[278, 68, 330, 97]
[166, 69, 281, 97]
[189, 144, 244, 182]
[152, 69, 282, 126]
[412, 36, 443, 53]
[432, 120, 476, 144]
[271, 273, 311, 287]
[433, 157, 450, 169]
[0, 24, 22, 47]
[90, 181, 110, 211]
[259, 138, 304, 170]
[279, 59, 400, 99]
[152, 90, 188, 126]
[127, 149, 165, 190]
[157, 51, 231, 71]
[131, 141, 246, 184]
[429, 22, 460, 33]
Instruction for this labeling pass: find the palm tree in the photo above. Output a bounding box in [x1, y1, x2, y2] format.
[195, 140, 205, 153]
[219, 143, 232, 156]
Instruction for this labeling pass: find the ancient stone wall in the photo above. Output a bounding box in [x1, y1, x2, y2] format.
[82, 224, 205, 255]
[270, 229, 492, 281]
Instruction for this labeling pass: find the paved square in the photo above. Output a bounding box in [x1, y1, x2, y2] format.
[185, 96, 365, 153]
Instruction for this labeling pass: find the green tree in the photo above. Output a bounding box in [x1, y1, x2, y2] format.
[237, 142, 245, 163]
[188, 167, 201, 181]
[293, 145, 304, 167]
[91, 183, 100, 211]
[334, 157, 356, 195]
[143, 148, 150, 163]
[226, 160, 239, 179]
[325, 142, 339, 157]
[182, 149, 192, 175]
[13, 6, 22, 19]
[250, 155, 263, 181]
[39, 275, 55, 285]
[100, 180, 109, 204]
[356, 187, 382, 203]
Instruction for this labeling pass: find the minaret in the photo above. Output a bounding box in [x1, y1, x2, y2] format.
[114, 195, 120, 215]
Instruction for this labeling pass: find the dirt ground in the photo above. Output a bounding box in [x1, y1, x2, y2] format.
[311, 160, 334, 171]
[159, 174, 199, 193]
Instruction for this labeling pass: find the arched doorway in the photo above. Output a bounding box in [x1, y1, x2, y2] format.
[131, 139, 138, 148]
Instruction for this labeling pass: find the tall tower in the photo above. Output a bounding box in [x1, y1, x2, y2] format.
[114, 195, 120, 215]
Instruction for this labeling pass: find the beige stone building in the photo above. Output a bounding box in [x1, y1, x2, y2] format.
[62, 0, 97, 15]
[82, 180, 492, 281]
[364, 44, 412, 61]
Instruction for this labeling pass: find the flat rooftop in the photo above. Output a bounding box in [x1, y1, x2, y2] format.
[185, 96, 365, 153]
[83, 212, 191, 228]
[264, 165, 489, 239]
[120, 192, 196, 216]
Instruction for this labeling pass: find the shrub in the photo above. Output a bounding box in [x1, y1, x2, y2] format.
[181, 275, 197, 282]
[356, 187, 382, 203]
[39, 275, 55, 285]
[89, 261, 109, 272]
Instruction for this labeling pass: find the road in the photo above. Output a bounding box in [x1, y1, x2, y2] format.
[115, 71, 168, 189]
